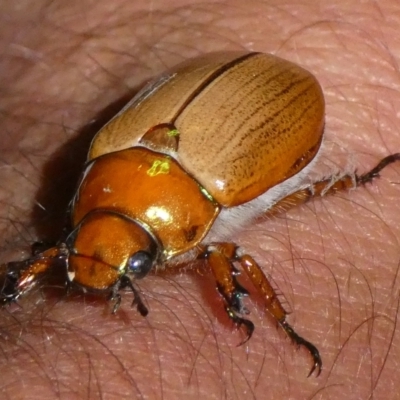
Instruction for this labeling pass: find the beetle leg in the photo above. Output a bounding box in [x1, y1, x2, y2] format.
[204, 243, 254, 344]
[0, 262, 21, 304]
[109, 283, 122, 314]
[237, 252, 322, 377]
[356, 153, 400, 184]
[1, 246, 66, 305]
[268, 153, 400, 215]
[119, 275, 148, 317]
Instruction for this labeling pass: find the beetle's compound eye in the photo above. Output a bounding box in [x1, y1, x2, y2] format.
[127, 251, 153, 279]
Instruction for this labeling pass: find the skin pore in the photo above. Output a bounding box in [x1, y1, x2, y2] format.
[1, 0, 400, 399]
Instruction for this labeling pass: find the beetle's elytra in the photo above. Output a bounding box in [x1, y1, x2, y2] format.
[1, 51, 399, 377]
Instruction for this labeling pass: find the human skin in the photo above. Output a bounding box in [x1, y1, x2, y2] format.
[1, 0, 400, 399]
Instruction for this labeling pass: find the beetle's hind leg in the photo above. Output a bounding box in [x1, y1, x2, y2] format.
[356, 153, 400, 185]
[203, 242, 322, 377]
[268, 153, 400, 215]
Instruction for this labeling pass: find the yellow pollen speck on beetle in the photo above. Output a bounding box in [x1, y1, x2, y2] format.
[167, 128, 180, 137]
[147, 160, 170, 176]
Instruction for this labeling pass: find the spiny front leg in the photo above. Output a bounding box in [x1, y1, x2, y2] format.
[203, 243, 254, 344]
[1, 246, 68, 305]
[237, 252, 322, 377]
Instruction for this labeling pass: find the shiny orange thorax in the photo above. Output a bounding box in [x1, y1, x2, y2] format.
[72, 147, 220, 260]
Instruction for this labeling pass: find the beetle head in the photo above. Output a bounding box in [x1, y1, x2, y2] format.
[67, 211, 158, 290]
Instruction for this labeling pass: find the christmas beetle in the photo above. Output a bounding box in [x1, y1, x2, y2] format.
[2, 51, 399, 377]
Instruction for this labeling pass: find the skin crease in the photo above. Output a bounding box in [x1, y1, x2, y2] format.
[1, 0, 400, 399]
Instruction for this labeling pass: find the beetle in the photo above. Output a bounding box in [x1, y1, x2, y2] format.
[1, 51, 399, 377]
